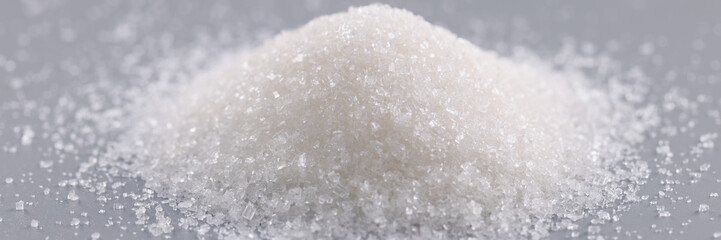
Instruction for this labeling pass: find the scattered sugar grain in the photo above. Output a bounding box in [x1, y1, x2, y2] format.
[67, 190, 79, 201]
[698, 204, 709, 213]
[70, 218, 80, 227]
[113, 203, 124, 210]
[39, 160, 54, 168]
[21, 126, 35, 146]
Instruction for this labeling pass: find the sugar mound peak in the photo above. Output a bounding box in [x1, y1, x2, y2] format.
[116, 4, 654, 239]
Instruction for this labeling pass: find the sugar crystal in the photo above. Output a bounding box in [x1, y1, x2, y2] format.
[698, 204, 710, 213]
[15, 200, 24, 211]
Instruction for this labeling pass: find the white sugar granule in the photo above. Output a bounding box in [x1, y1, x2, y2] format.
[105, 4, 656, 239]
[67, 190, 79, 201]
[70, 218, 80, 227]
[698, 204, 710, 213]
[15, 200, 25, 211]
[30, 219, 39, 228]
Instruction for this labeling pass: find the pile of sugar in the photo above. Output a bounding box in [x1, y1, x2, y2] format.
[106, 5, 656, 239]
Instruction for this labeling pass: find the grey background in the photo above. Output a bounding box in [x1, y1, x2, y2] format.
[1, 0, 720, 239]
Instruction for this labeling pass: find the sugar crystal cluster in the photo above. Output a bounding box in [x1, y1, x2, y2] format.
[105, 4, 657, 239]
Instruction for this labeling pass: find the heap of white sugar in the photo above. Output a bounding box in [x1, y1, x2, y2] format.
[109, 4, 656, 239]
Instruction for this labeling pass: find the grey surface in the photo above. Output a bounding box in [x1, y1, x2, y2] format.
[1, 0, 720, 239]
